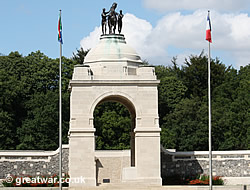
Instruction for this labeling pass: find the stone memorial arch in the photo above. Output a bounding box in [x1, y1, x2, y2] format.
[68, 34, 161, 187]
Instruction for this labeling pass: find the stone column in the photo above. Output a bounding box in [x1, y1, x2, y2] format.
[69, 128, 96, 187]
[134, 128, 162, 185]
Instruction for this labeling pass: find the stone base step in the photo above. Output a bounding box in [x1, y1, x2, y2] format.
[1, 185, 249, 190]
[69, 185, 249, 190]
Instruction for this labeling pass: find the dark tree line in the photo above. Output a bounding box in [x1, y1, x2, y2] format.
[0, 50, 249, 151]
[158, 53, 249, 150]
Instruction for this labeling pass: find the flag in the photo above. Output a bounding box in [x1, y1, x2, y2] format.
[206, 11, 212, 43]
[58, 12, 63, 44]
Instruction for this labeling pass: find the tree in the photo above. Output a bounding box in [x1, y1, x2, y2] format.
[158, 76, 187, 125]
[0, 51, 77, 150]
[178, 52, 226, 99]
[0, 52, 27, 149]
[17, 92, 59, 150]
[72, 47, 89, 64]
[161, 97, 208, 151]
[159, 53, 249, 151]
[213, 65, 250, 150]
[94, 102, 131, 150]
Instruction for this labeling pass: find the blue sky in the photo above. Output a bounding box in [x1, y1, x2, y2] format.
[1, 0, 250, 69]
[0, 0, 157, 58]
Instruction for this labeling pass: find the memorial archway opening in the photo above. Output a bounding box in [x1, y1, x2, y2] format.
[93, 95, 136, 167]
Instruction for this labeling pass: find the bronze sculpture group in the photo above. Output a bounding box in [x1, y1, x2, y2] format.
[101, 2, 124, 35]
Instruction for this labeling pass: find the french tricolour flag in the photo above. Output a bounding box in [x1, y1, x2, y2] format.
[206, 11, 212, 43]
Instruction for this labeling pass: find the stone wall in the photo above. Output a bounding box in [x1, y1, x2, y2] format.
[0, 146, 130, 186]
[1, 145, 249, 186]
[0, 145, 69, 179]
[161, 147, 250, 185]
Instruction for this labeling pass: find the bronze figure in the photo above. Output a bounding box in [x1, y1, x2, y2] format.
[118, 10, 123, 34]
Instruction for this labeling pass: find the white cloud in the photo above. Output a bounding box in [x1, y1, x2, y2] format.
[80, 11, 250, 69]
[121, 13, 155, 58]
[143, 0, 250, 12]
[233, 51, 250, 69]
[151, 11, 205, 49]
[80, 26, 101, 50]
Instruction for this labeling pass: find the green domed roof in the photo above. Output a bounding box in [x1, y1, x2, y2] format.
[84, 34, 142, 64]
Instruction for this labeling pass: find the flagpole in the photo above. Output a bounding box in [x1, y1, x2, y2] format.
[59, 9, 63, 190]
[208, 23, 213, 190]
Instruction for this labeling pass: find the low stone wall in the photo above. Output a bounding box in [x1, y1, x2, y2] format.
[1, 145, 249, 186]
[0, 147, 130, 186]
[0, 145, 69, 178]
[161, 147, 250, 185]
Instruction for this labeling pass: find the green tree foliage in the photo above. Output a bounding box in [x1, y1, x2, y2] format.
[180, 52, 226, 98]
[94, 102, 131, 150]
[212, 65, 250, 150]
[157, 52, 249, 151]
[161, 97, 208, 150]
[158, 76, 187, 125]
[0, 52, 27, 149]
[0, 51, 76, 150]
[72, 47, 89, 64]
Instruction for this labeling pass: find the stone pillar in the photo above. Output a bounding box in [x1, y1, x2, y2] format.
[135, 128, 162, 185]
[68, 80, 97, 187]
[69, 128, 96, 187]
